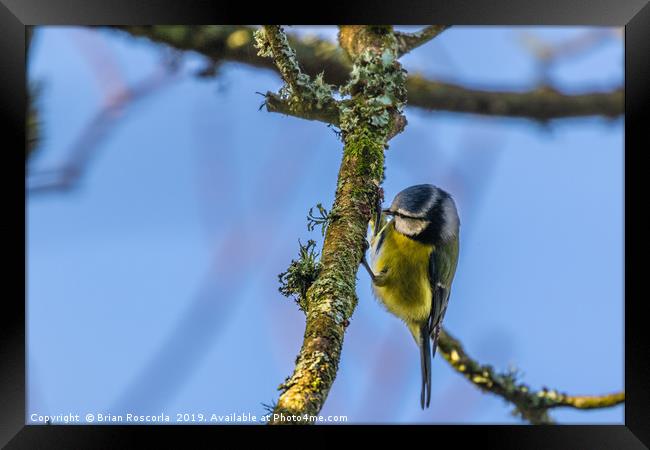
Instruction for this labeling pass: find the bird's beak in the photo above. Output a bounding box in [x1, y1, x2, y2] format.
[382, 208, 394, 216]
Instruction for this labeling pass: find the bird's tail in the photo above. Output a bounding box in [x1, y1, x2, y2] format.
[419, 324, 432, 409]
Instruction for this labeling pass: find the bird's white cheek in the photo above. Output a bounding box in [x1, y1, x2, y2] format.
[395, 217, 427, 236]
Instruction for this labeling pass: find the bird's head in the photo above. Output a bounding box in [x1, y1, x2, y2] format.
[384, 184, 459, 243]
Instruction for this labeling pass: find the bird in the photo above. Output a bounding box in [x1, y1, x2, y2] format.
[361, 184, 460, 409]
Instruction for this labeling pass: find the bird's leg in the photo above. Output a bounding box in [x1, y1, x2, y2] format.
[360, 252, 375, 279]
[360, 240, 388, 286]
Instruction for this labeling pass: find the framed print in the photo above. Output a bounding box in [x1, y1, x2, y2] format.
[2, 0, 648, 447]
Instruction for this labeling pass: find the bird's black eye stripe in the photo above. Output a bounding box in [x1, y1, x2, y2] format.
[392, 211, 425, 220]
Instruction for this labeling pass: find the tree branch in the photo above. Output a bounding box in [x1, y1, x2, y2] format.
[253, 26, 339, 131]
[257, 26, 319, 97]
[407, 76, 623, 121]
[437, 328, 624, 424]
[263, 92, 342, 127]
[395, 25, 450, 56]
[257, 25, 407, 424]
[111, 26, 623, 121]
[263, 93, 407, 140]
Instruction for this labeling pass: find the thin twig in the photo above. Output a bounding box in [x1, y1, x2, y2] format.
[395, 25, 450, 57]
[263, 92, 342, 126]
[253, 26, 339, 131]
[437, 328, 624, 424]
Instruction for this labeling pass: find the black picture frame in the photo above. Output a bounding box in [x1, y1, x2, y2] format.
[2, 0, 648, 447]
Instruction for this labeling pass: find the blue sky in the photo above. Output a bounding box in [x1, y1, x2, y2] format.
[27, 26, 623, 424]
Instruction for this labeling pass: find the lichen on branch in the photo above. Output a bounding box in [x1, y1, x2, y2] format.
[307, 203, 336, 237]
[338, 26, 408, 144]
[254, 26, 338, 122]
[263, 91, 342, 126]
[278, 239, 321, 313]
[260, 25, 407, 424]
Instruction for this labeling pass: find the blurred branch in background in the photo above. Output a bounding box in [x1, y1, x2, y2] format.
[406, 77, 622, 122]
[111, 26, 622, 122]
[111, 228, 259, 412]
[355, 325, 413, 421]
[27, 62, 181, 193]
[113, 101, 319, 413]
[27, 81, 42, 160]
[26, 26, 41, 159]
[519, 28, 622, 85]
[438, 328, 624, 424]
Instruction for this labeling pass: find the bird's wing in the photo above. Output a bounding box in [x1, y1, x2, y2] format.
[427, 236, 459, 353]
[427, 250, 445, 330]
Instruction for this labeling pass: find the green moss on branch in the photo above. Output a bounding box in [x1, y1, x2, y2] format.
[278, 240, 321, 313]
[267, 26, 406, 423]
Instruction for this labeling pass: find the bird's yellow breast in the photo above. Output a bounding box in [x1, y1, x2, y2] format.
[371, 223, 434, 324]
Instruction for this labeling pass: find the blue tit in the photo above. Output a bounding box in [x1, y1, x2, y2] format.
[361, 184, 460, 409]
